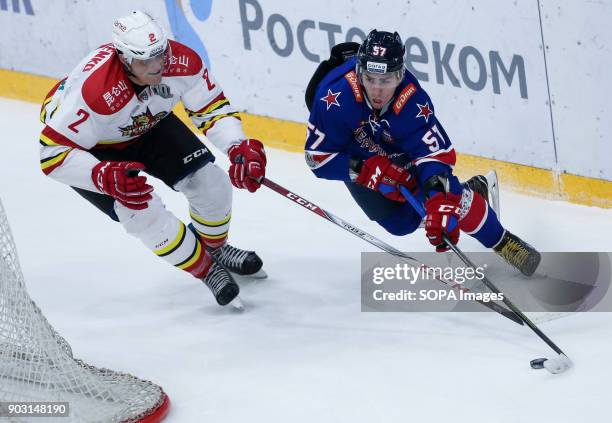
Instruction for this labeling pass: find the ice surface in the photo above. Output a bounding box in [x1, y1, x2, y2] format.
[1, 98, 611, 422]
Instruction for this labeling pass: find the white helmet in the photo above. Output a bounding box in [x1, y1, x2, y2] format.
[112, 11, 168, 65]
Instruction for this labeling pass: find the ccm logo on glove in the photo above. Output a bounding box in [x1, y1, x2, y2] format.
[438, 204, 461, 213]
[424, 192, 462, 252]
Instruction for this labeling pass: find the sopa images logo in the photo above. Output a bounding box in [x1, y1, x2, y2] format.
[0, 0, 34, 15]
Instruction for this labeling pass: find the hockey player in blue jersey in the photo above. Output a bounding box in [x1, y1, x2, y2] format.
[304, 30, 540, 276]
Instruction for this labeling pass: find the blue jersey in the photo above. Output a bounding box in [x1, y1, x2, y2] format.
[305, 58, 456, 188]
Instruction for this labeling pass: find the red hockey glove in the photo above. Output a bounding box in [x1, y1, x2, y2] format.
[424, 192, 462, 252]
[91, 161, 153, 210]
[355, 155, 418, 202]
[228, 139, 267, 192]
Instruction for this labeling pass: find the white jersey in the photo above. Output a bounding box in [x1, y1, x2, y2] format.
[39, 40, 246, 191]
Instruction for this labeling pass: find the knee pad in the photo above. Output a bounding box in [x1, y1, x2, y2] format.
[174, 163, 232, 218]
[115, 193, 208, 278]
[115, 194, 169, 237]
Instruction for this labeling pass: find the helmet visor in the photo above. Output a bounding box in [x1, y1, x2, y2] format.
[131, 42, 170, 69]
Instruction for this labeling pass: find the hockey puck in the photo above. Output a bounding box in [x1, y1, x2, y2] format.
[530, 358, 548, 369]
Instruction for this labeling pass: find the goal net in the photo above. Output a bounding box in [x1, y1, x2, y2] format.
[0, 198, 169, 423]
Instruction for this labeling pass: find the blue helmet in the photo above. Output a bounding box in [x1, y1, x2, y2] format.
[357, 30, 405, 75]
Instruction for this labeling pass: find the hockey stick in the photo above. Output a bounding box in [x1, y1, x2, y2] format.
[262, 177, 523, 325]
[398, 185, 572, 373]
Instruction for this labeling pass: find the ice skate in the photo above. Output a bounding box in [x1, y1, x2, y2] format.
[493, 230, 541, 277]
[202, 260, 241, 307]
[211, 243, 267, 279]
[464, 170, 500, 217]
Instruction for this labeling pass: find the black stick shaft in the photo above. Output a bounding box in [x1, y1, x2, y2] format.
[443, 235, 566, 356]
[262, 178, 523, 325]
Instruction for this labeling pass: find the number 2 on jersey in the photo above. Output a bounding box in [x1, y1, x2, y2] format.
[203, 69, 216, 91]
[67, 109, 90, 133]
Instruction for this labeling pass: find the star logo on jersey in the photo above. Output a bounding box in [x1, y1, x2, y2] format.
[416, 102, 433, 123]
[321, 89, 341, 110]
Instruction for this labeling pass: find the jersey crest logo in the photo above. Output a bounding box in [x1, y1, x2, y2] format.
[393, 83, 417, 115]
[416, 102, 433, 123]
[367, 114, 390, 135]
[321, 89, 341, 110]
[151, 84, 173, 99]
[119, 109, 168, 137]
[344, 71, 363, 102]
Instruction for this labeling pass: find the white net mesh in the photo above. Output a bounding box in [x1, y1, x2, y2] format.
[0, 199, 169, 423]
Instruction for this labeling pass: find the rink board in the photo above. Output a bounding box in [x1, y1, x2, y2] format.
[1, 68, 609, 208]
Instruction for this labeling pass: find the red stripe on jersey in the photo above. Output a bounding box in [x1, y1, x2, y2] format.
[193, 92, 227, 114]
[41, 125, 82, 149]
[414, 148, 457, 167]
[41, 151, 71, 176]
[459, 192, 488, 234]
[305, 151, 338, 170]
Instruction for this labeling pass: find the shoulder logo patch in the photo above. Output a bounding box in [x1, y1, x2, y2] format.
[393, 83, 417, 115]
[344, 71, 363, 102]
[321, 89, 341, 110]
[416, 102, 433, 123]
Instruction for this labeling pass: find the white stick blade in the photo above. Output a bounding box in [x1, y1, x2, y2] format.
[543, 354, 573, 374]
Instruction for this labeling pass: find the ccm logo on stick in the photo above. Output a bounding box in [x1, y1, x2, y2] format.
[287, 193, 319, 211]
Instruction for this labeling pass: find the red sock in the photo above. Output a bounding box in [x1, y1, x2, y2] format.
[459, 192, 488, 234]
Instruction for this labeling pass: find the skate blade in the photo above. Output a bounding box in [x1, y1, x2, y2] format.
[233, 269, 268, 280]
[484, 170, 501, 218]
[229, 296, 244, 310]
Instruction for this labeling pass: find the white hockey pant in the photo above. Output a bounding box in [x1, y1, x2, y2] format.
[114, 163, 232, 278]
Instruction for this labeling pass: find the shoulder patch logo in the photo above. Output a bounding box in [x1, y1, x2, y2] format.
[344, 71, 363, 102]
[393, 83, 417, 115]
[321, 89, 341, 110]
[102, 80, 129, 111]
[166, 54, 190, 74]
[416, 102, 433, 123]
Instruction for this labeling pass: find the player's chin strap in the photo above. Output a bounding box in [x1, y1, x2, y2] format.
[398, 184, 572, 371]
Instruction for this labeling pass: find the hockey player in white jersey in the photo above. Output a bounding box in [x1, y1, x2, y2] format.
[39, 11, 267, 307]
